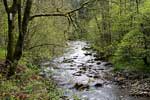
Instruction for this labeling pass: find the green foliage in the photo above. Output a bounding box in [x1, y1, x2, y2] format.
[24, 17, 67, 64]
[0, 65, 63, 100]
[0, 48, 6, 59]
[140, 0, 150, 13]
[113, 29, 146, 70]
[76, 0, 150, 71]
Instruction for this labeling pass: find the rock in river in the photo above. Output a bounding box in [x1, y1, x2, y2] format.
[94, 83, 103, 88]
[84, 52, 92, 56]
[74, 83, 89, 90]
[101, 62, 113, 67]
[62, 58, 74, 63]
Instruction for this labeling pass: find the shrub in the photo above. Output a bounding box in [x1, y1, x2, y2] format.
[113, 29, 146, 70]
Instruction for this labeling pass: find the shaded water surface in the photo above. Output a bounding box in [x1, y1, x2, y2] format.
[43, 41, 149, 100]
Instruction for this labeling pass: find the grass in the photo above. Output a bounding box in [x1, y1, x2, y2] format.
[0, 63, 63, 100]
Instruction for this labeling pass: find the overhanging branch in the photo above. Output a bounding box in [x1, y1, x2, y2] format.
[66, 0, 92, 15]
[27, 43, 65, 50]
[29, 13, 67, 20]
[29, 0, 94, 21]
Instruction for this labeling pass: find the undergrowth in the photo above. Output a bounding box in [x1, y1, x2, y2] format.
[0, 63, 63, 100]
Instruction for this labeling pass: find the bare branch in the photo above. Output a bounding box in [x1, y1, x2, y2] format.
[66, 0, 92, 15]
[27, 43, 65, 50]
[29, 13, 66, 20]
[29, 0, 94, 21]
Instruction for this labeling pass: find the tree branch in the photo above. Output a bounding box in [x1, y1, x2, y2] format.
[29, 0, 94, 21]
[29, 13, 66, 20]
[3, 0, 9, 13]
[66, 0, 92, 15]
[27, 43, 65, 50]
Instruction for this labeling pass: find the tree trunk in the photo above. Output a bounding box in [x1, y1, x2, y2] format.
[3, 0, 33, 77]
[141, 23, 149, 66]
[6, 13, 15, 63]
[13, 0, 32, 62]
[99, 0, 111, 46]
[3, 0, 18, 77]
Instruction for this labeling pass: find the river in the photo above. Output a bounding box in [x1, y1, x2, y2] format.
[42, 41, 149, 100]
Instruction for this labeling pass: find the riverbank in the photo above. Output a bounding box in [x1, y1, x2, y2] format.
[91, 42, 150, 97]
[113, 70, 150, 97]
[0, 61, 63, 100]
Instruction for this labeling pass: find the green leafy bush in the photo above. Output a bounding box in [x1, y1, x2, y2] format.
[113, 29, 146, 70]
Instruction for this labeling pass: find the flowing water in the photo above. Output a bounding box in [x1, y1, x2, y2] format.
[42, 41, 149, 100]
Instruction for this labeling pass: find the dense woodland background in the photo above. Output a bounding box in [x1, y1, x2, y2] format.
[0, 0, 149, 72]
[0, 0, 150, 99]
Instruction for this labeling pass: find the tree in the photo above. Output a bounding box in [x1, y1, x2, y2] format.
[2, 0, 92, 77]
[99, 0, 111, 46]
[3, 0, 33, 76]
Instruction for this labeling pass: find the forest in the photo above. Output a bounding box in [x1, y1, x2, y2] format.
[0, 0, 150, 100]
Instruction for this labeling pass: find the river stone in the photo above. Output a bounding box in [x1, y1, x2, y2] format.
[96, 62, 101, 65]
[93, 54, 100, 58]
[74, 83, 89, 90]
[93, 74, 101, 79]
[87, 59, 94, 63]
[94, 83, 103, 87]
[82, 46, 92, 50]
[102, 62, 113, 67]
[97, 68, 105, 70]
[60, 96, 69, 100]
[62, 58, 74, 63]
[73, 70, 86, 76]
[86, 73, 94, 78]
[73, 72, 82, 76]
[94, 57, 103, 61]
[70, 64, 74, 67]
[73, 56, 78, 59]
[78, 63, 86, 68]
[80, 67, 87, 71]
[84, 52, 92, 56]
